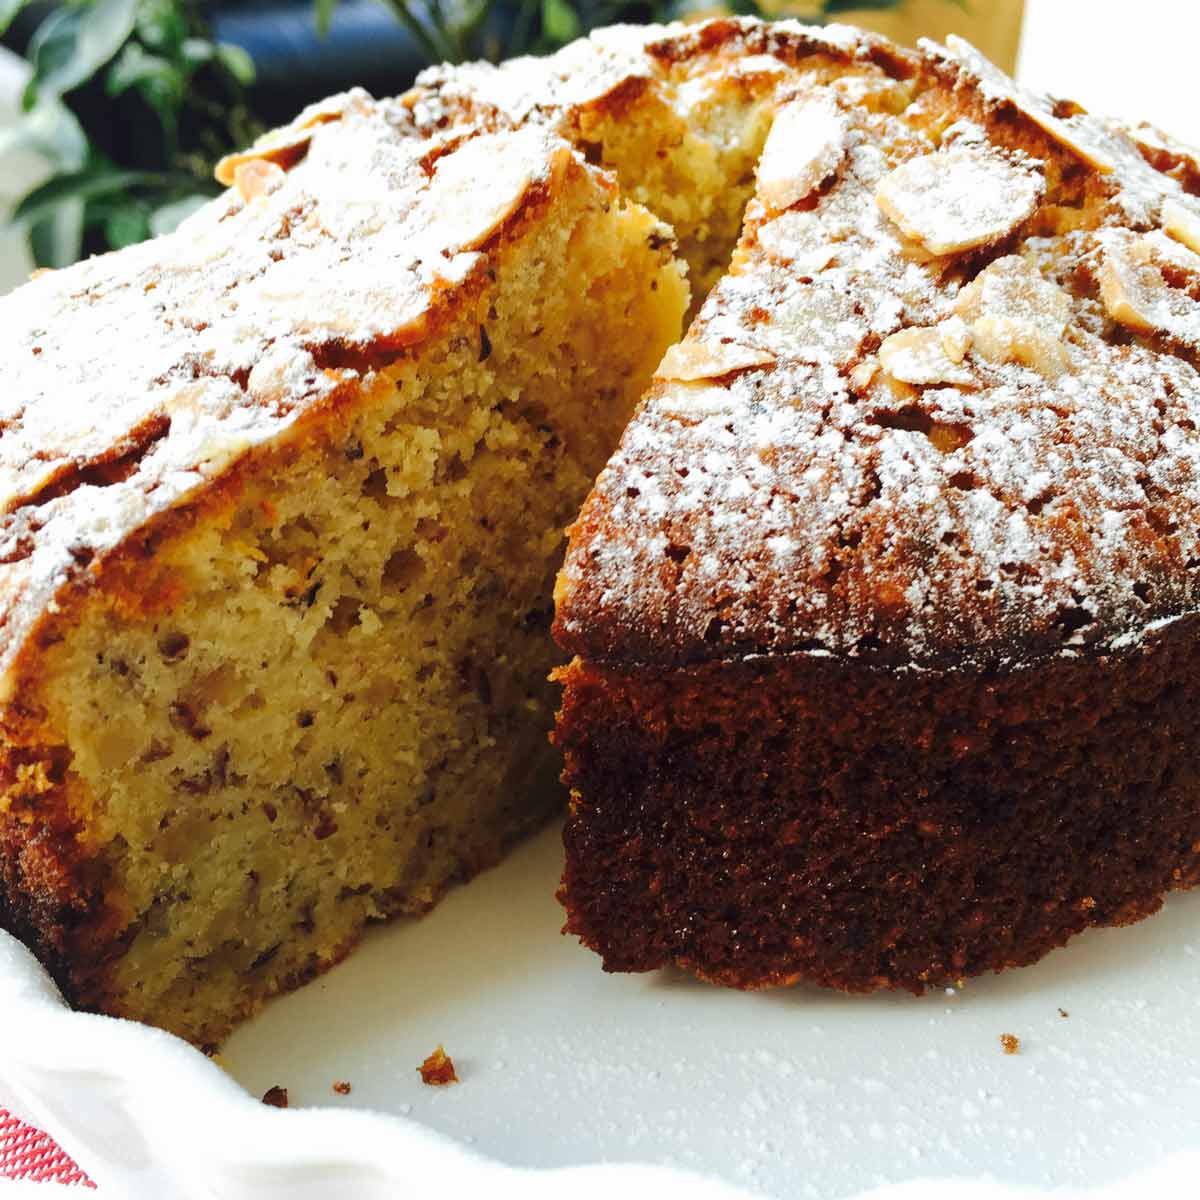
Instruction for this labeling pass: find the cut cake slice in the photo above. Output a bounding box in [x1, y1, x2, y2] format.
[0, 95, 686, 1046]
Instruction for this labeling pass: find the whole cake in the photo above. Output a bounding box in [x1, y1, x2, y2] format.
[4, 18, 1199, 1047]
[546, 26, 1200, 991]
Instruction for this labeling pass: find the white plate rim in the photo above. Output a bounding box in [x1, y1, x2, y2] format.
[2, 929, 1200, 1199]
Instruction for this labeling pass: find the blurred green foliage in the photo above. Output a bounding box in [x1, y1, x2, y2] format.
[2, 0, 259, 266]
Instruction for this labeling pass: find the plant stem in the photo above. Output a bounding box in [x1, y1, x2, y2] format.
[378, 0, 453, 63]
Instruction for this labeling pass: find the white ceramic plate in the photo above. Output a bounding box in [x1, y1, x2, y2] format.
[6, 818, 1200, 1199]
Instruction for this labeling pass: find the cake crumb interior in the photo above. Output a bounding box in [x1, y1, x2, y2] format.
[37, 178, 686, 1046]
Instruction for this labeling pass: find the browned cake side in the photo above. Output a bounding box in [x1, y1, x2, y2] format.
[553, 28, 1200, 990]
[555, 627, 1200, 990]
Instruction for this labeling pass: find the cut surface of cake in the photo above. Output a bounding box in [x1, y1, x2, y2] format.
[0, 94, 687, 1046]
[551, 26, 1200, 992]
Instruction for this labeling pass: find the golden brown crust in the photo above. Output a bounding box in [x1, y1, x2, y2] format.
[398, 17, 919, 140]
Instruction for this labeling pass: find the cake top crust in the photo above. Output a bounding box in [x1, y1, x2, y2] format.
[550, 24, 1200, 671]
[399, 18, 913, 135]
[0, 95, 575, 694]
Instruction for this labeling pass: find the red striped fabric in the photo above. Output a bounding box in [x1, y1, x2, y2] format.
[0, 1110, 93, 1187]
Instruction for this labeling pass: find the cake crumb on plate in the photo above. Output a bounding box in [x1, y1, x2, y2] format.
[419, 1046, 459, 1086]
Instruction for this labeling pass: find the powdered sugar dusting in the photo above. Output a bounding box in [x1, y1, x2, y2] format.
[875, 144, 1043, 256]
[555, 25, 1200, 670]
[0, 102, 563, 693]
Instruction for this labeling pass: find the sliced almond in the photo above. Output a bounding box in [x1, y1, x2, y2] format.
[756, 209, 839, 273]
[1098, 230, 1200, 347]
[215, 91, 371, 186]
[655, 380, 746, 419]
[939, 315, 972, 364]
[849, 358, 878, 391]
[879, 326, 974, 386]
[233, 159, 286, 204]
[954, 255, 1071, 378]
[756, 93, 848, 212]
[655, 339, 776, 382]
[1163, 198, 1200, 256]
[876, 144, 1043, 256]
[954, 256, 1070, 331]
[422, 129, 560, 255]
[971, 316, 1068, 379]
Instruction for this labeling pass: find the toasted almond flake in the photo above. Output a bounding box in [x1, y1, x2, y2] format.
[971, 316, 1068, 379]
[1163, 198, 1200, 256]
[1099, 230, 1200, 346]
[954, 256, 1070, 330]
[756, 94, 848, 212]
[233, 160, 286, 204]
[655, 380, 746, 419]
[939, 315, 972, 363]
[656, 339, 776, 382]
[216, 127, 317, 187]
[879, 326, 974, 386]
[849, 358, 878, 391]
[423, 130, 559, 254]
[215, 91, 371, 185]
[1019, 109, 1113, 175]
[757, 209, 839, 273]
[876, 145, 1043, 256]
[954, 256, 1071, 378]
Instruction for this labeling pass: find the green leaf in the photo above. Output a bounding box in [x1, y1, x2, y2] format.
[23, 7, 82, 105]
[103, 202, 150, 248]
[105, 43, 177, 97]
[11, 167, 162, 231]
[180, 37, 215, 67]
[149, 193, 208, 237]
[27, 0, 140, 98]
[29, 197, 84, 269]
[541, 0, 579, 46]
[214, 43, 256, 87]
[136, 0, 186, 52]
[0, 95, 88, 171]
[314, 0, 337, 36]
[0, 0, 33, 37]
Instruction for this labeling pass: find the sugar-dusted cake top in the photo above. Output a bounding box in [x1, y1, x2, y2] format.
[0, 93, 577, 690]
[554, 28, 1200, 671]
[400, 17, 913, 136]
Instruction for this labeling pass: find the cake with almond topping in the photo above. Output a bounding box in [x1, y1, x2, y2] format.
[4, 18, 1200, 1045]
[546, 24, 1200, 993]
